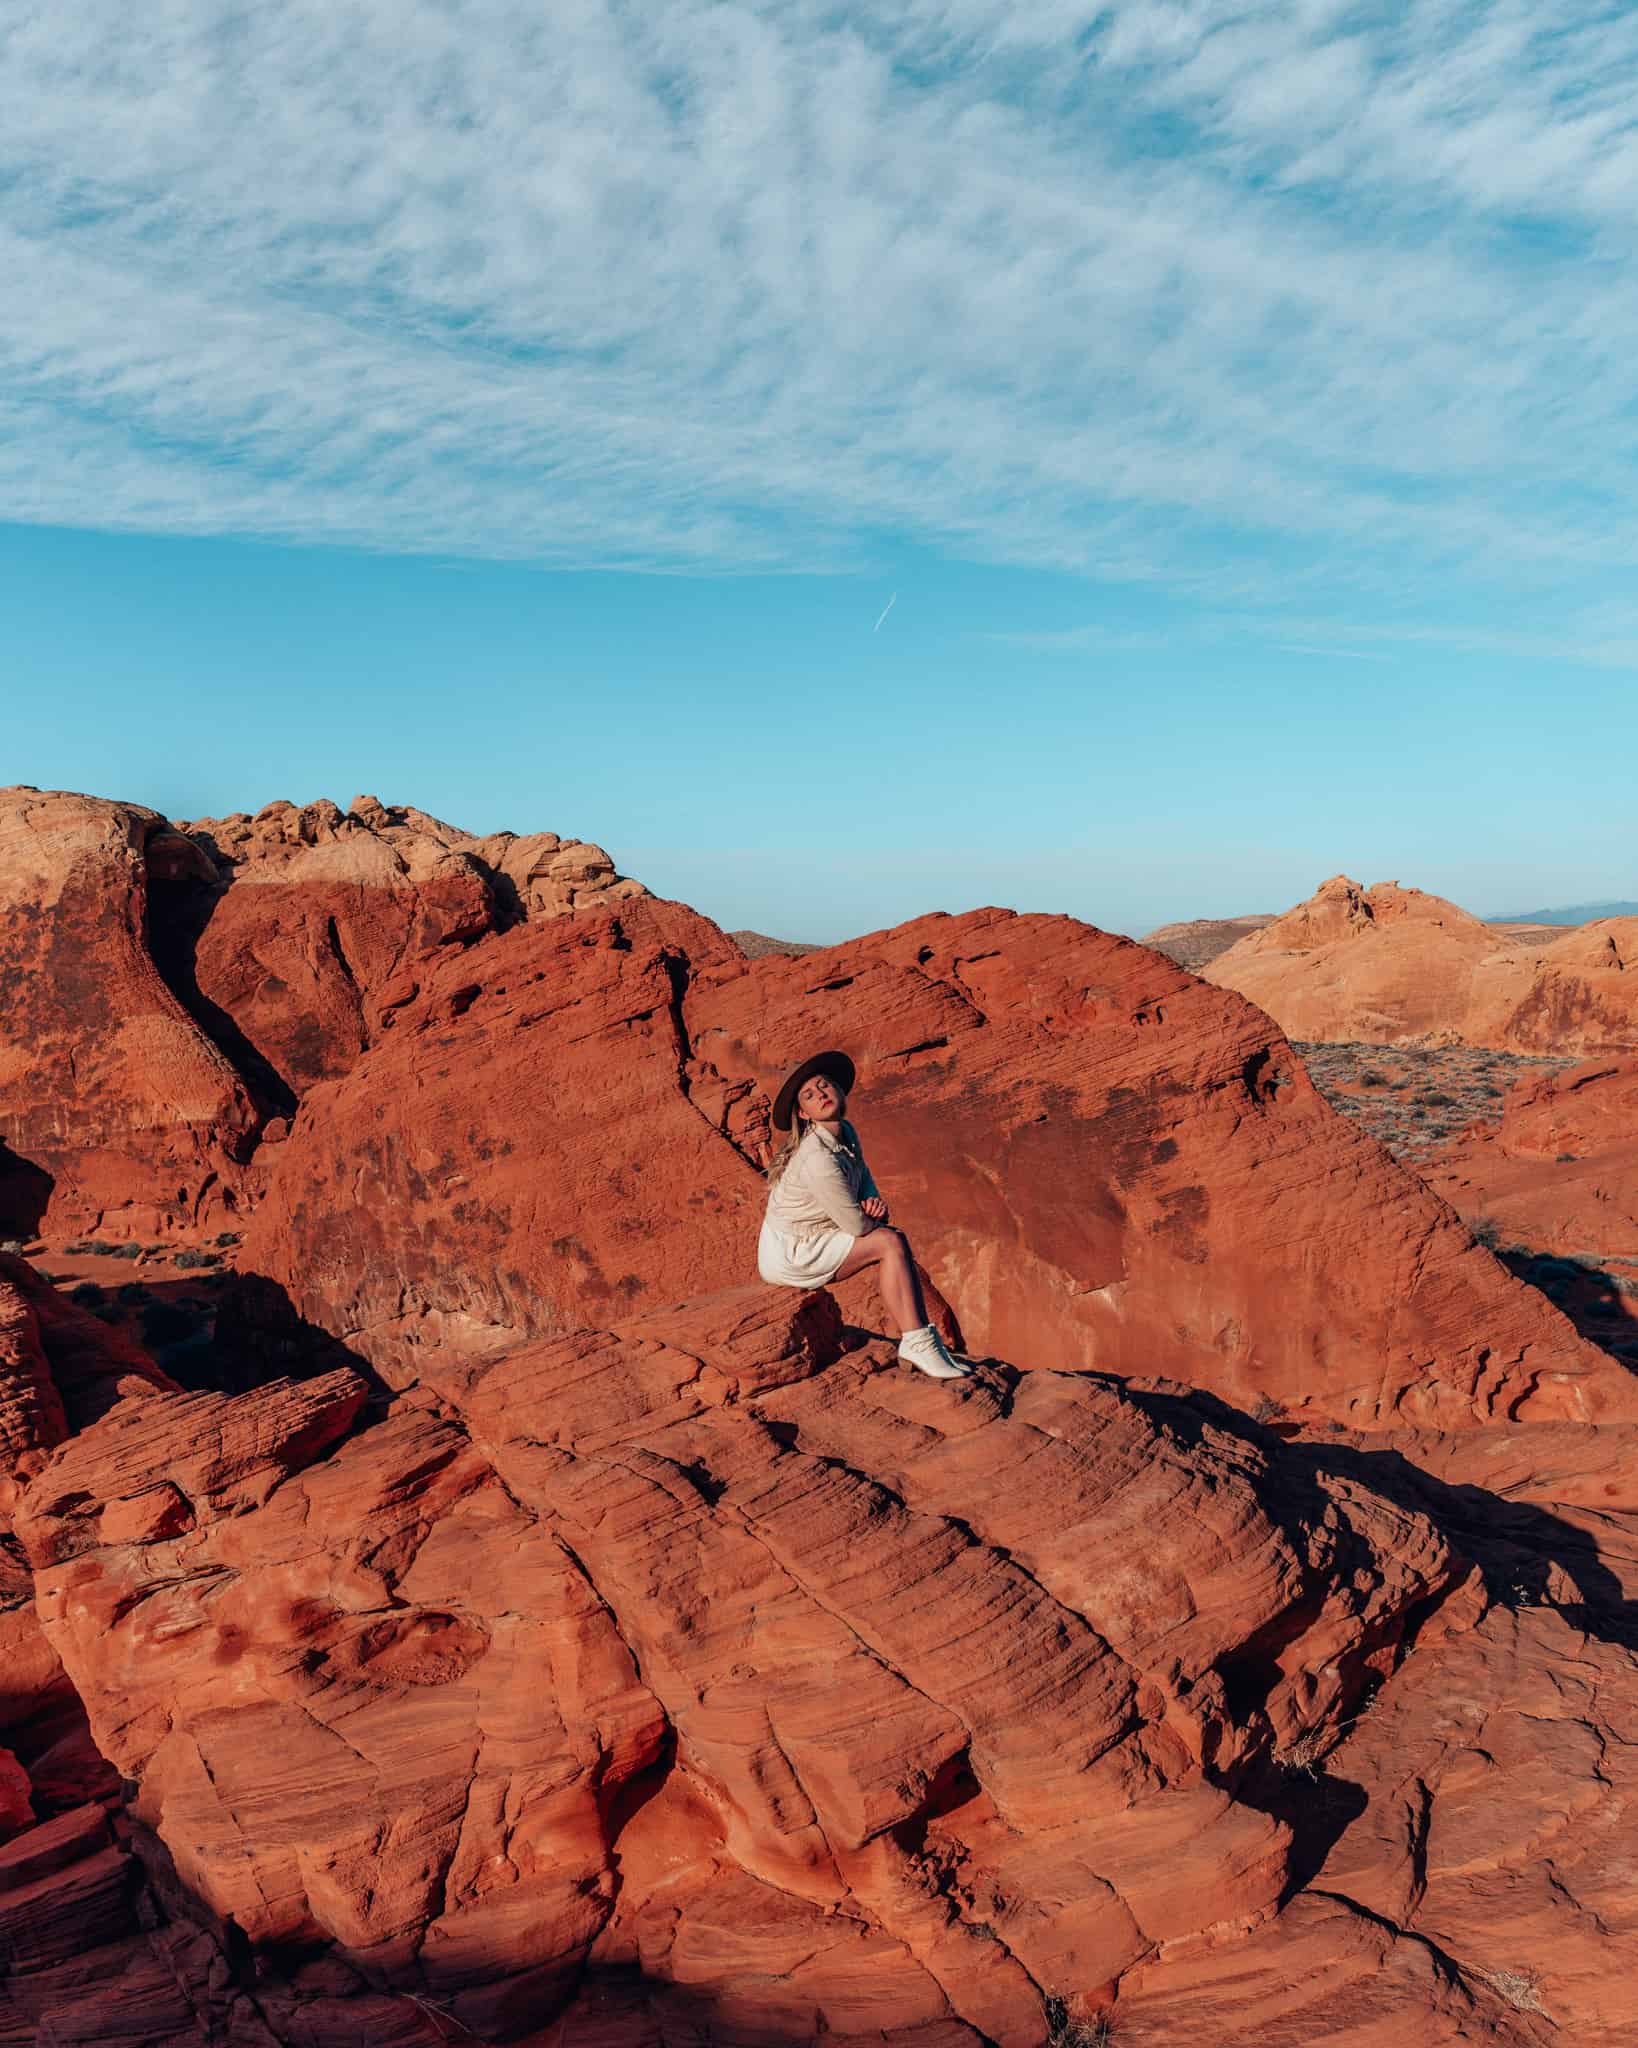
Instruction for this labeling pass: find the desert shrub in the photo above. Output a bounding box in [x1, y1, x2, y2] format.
[173, 1248, 224, 1271]
[107, 1243, 144, 1261]
[1043, 1997, 1114, 2047]
[1470, 1216, 1503, 1249]
[69, 1282, 101, 1306]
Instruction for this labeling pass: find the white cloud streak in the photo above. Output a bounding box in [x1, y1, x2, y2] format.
[3, 2, 1638, 591]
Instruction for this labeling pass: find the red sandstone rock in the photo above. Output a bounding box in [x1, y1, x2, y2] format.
[172, 795, 646, 1100]
[13, 1284, 1471, 2044]
[0, 788, 259, 1237]
[10, 785, 1638, 2043]
[1429, 1057, 1638, 1264]
[1207, 875, 1638, 1055]
[0, 1254, 174, 1531]
[244, 899, 1628, 1427]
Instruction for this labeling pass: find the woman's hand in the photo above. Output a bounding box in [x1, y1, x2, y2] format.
[861, 1195, 890, 1222]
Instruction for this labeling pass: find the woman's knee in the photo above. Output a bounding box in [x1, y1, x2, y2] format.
[880, 1226, 911, 1264]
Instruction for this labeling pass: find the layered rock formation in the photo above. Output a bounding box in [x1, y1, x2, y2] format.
[244, 897, 1628, 1428]
[0, 1254, 173, 1523]
[9, 784, 1638, 2045]
[6, 1278, 1635, 2044]
[11, 1284, 1478, 2045]
[1207, 875, 1638, 1055]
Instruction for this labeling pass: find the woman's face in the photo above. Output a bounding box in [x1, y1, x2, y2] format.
[797, 1072, 846, 1123]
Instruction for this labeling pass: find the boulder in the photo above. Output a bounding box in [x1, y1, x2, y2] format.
[242, 900, 1630, 1427]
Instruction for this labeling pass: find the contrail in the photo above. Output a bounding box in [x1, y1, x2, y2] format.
[873, 592, 897, 633]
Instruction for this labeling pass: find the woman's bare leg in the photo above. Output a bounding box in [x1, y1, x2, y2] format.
[831, 1226, 927, 1334]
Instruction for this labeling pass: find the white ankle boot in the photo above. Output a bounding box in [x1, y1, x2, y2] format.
[898, 1325, 971, 1379]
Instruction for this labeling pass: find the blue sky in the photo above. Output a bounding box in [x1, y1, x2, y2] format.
[3, 0, 1636, 940]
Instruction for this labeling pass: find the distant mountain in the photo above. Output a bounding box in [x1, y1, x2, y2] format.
[730, 929, 817, 958]
[1142, 914, 1276, 971]
[1488, 900, 1638, 925]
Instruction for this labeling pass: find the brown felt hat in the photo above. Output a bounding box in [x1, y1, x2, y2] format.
[771, 1049, 856, 1132]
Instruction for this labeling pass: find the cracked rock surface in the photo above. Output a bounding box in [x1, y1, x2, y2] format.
[11, 1284, 1489, 2045]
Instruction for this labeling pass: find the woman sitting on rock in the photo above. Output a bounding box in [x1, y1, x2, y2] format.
[758, 1050, 970, 1380]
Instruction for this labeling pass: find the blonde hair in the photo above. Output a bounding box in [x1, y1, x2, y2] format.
[767, 1115, 807, 1184]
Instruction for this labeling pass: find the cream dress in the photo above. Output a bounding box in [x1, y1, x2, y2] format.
[758, 1119, 880, 1289]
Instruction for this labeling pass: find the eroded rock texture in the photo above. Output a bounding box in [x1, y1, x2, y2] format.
[13, 1285, 1479, 2046]
[0, 788, 258, 1237]
[1207, 874, 1638, 1056]
[243, 899, 1628, 1427]
[8, 786, 1638, 2046]
[0, 788, 647, 1239]
[173, 794, 646, 1103]
[0, 1253, 175, 1531]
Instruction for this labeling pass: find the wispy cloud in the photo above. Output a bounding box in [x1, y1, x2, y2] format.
[1272, 643, 1398, 663]
[4, 2, 1638, 594]
[985, 622, 1172, 653]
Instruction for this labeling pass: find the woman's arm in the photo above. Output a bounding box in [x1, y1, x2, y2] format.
[846, 1121, 887, 1218]
[795, 1142, 872, 1235]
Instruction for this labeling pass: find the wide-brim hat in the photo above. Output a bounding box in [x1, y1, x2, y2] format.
[771, 1049, 856, 1132]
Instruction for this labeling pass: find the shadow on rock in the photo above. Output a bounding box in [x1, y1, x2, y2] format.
[1498, 1247, 1638, 1369]
[146, 872, 299, 1122]
[14, 1819, 997, 2048]
[0, 1140, 53, 1241]
[56, 1265, 390, 1404]
[212, 1270, 392, 1401]
[1146, 1381, 1638, 1656]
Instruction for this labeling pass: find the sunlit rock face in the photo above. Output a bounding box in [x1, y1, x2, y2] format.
[4, 785, 1638, 2046]
[1208, 873, 1638, 1056]
[245, 895, 1627, 1427]
[13, 1283, 1472, 2045]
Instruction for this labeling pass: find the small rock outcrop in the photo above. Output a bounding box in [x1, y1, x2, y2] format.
[1428, 1054, 1638, 1343]
[1139, 912, 1275, 971]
